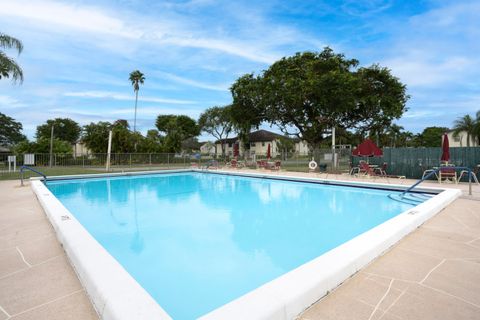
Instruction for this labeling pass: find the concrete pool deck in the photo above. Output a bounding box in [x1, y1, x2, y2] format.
[0, 172, 479, 320]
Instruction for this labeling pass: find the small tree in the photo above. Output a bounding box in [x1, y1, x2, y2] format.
[156, 115, 199, 152]
[198, 106, 233, 158]
[14, 138, 72, 154]
[82, 121, 112, 153]
[416, 126, 449, 147]
[36, 118, 81, 144]
[0, 112, 26, 146]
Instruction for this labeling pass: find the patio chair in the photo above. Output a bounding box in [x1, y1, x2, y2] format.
[374, 162, 387, 176]
[205, 160, 219, 170]
[256, 160, 267, 168]
[267, 161, 281, 171]
[229, 159, 238, 169]
[438, 166, 457, 184]
[358, 162, 375, 176]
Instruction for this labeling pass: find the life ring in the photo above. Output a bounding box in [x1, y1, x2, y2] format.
[309, 160, 318, 170]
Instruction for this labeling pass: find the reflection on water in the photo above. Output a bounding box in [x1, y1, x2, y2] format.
[47, 172, 416, 320]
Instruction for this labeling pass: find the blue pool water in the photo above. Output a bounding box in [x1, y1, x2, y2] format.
[46, 172, 420, 319]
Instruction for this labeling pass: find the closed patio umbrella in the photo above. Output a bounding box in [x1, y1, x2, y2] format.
[233, 142, 239, 159]
[267, 143, 271, 159]
[441, 133, 450, 162]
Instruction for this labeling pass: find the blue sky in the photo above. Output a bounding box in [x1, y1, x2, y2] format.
[1, 0, 479, 141]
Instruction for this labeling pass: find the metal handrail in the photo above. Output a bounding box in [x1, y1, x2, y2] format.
[20, 165, 47, 186]
[401, 166, 475, 198]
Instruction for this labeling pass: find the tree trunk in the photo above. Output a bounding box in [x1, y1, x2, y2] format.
[133, 89, 139, 132]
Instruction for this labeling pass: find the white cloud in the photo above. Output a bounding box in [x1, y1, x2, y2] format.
[0, 95, 25, 108]
[63, 91, 195, 104]
[0, 0, 291, 64]
[154, 72, 229, 91]
[0, 0, 141, 39]
[384, 54, 474, 87]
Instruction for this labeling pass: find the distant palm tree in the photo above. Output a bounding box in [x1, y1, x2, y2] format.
[452, 114, 476, 147]
[0, 33, 24, 83]
[475, 111, 480, 145]
[129, 70, 145, 132]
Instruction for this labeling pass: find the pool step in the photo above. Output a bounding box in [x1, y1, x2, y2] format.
[388, 192, 433, 205]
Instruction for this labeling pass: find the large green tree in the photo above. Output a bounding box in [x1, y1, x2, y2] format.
[155, 115, 199, 152]
[230, 48, 409, 150]
[0, 33, 23, 83]
[0, 112, 26, 146]
[198, 105, 234, 157]
[36, 118, 81, 144]
[129, 70, 145, 133]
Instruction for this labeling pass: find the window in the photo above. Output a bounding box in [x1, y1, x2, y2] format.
[250, 142, 256, 147]
[262, 142, 265, 147]
[228, 143, 232, 147]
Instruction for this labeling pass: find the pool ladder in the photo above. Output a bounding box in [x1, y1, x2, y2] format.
[20, 165, 47, 186]
[390, 166, 476, 204]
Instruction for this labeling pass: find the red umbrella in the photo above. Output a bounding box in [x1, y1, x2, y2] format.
[266, 144, 271, 159]
[352, 139, 383, 157]
[441, 133, 450, 162]
[233, 143, 239, 159]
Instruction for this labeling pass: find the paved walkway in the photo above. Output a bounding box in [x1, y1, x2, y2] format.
[0, 172, 479, 320]
[0, 180, 98, 320]
[299, 197, 480, 320]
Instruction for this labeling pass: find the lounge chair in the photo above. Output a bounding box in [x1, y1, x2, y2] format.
[267, 161, 281, 171]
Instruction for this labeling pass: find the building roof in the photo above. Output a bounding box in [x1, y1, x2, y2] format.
[0, 146, 11, 153]
[215, 130, 286, 144]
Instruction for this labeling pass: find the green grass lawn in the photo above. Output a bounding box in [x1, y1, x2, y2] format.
[0, 165, 194, 181]
[0, 167, 105, 181]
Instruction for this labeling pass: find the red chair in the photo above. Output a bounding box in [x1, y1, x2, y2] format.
[359, 162, 375, 176]
[439, 167, 457, 183]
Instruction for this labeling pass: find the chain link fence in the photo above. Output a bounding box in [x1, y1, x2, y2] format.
[2, 147, 478, 180]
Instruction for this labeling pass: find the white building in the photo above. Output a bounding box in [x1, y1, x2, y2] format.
[215, 130, 309, 158]
[447, 130, 478, 147]
[200, 142, 216, 155]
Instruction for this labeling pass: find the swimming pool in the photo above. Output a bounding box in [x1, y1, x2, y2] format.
[33, 170, 461, 319]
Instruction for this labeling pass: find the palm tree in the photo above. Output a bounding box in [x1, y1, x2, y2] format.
[129, 70, 145, 132]
[452, 114, 476, 147]
[474, 110, 480, 146]
[0, 33, 24, 83]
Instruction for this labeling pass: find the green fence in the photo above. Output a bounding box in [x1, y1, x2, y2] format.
[352, 147, 480, 179]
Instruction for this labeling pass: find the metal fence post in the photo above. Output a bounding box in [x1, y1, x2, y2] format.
[167, 153, 170, 169]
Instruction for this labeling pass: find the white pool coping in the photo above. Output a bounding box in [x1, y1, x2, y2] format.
[30, 169, 461, 320]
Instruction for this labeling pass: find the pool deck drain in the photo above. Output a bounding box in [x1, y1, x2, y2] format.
[0, 171, 479, 320]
